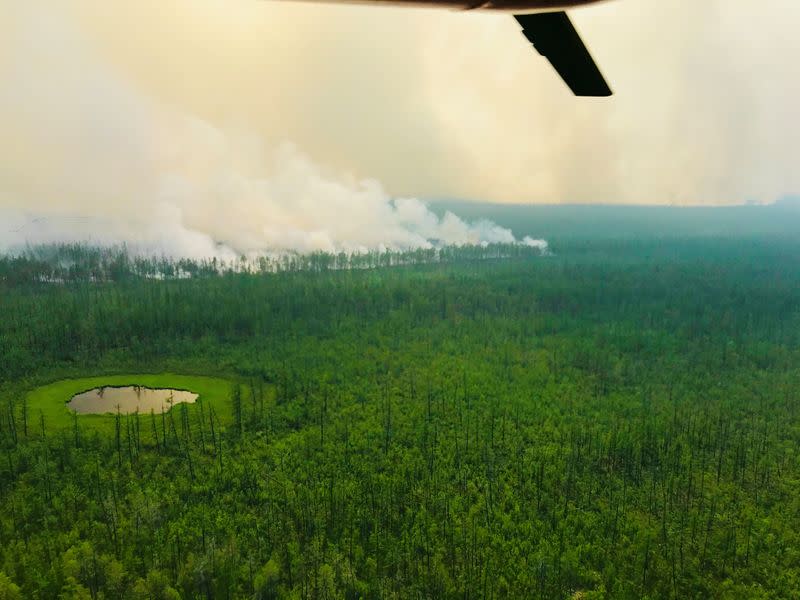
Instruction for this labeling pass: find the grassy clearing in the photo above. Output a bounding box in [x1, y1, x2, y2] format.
[26, 373, 233, 433]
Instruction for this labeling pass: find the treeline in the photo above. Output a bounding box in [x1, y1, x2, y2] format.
[1, 239, 798, 384]
[0, 237, 799, 598]
[0, 242, 546, 285]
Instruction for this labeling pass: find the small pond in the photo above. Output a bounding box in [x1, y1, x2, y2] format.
[68, 386, 198, 415]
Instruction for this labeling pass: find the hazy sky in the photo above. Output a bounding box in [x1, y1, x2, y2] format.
[1, 0, 798, 253]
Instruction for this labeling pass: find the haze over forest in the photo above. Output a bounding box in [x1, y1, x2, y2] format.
[2, 4, 800, 598]
[2, 1, 798, 258]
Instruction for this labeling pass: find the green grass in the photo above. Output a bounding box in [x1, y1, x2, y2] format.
[26, 373, 234, 433]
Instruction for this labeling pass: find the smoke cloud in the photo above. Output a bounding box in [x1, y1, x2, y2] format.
[0, 3, 549, 257]
[1, 0, 798, 256]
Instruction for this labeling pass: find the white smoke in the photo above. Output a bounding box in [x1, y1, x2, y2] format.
[0, 4, 544, 258]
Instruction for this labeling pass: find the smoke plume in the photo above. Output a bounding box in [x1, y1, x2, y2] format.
[0, 3, 544, 257]
[1, 0, 798, 256]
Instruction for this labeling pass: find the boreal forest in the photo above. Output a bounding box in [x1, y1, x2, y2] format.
[1, 207, 799, 599]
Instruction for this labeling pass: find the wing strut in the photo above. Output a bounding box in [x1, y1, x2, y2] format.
[514, 12, 612, 97]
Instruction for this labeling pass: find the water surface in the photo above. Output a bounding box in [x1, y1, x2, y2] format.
[68, 386, 198, 415]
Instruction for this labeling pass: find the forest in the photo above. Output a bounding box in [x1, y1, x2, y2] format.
[1, 236, 799, 599]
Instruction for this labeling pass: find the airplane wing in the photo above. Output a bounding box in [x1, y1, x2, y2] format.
[514, 11, 612, 97]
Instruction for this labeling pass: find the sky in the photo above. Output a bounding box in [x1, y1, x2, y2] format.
[0, 0, 798, 254]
